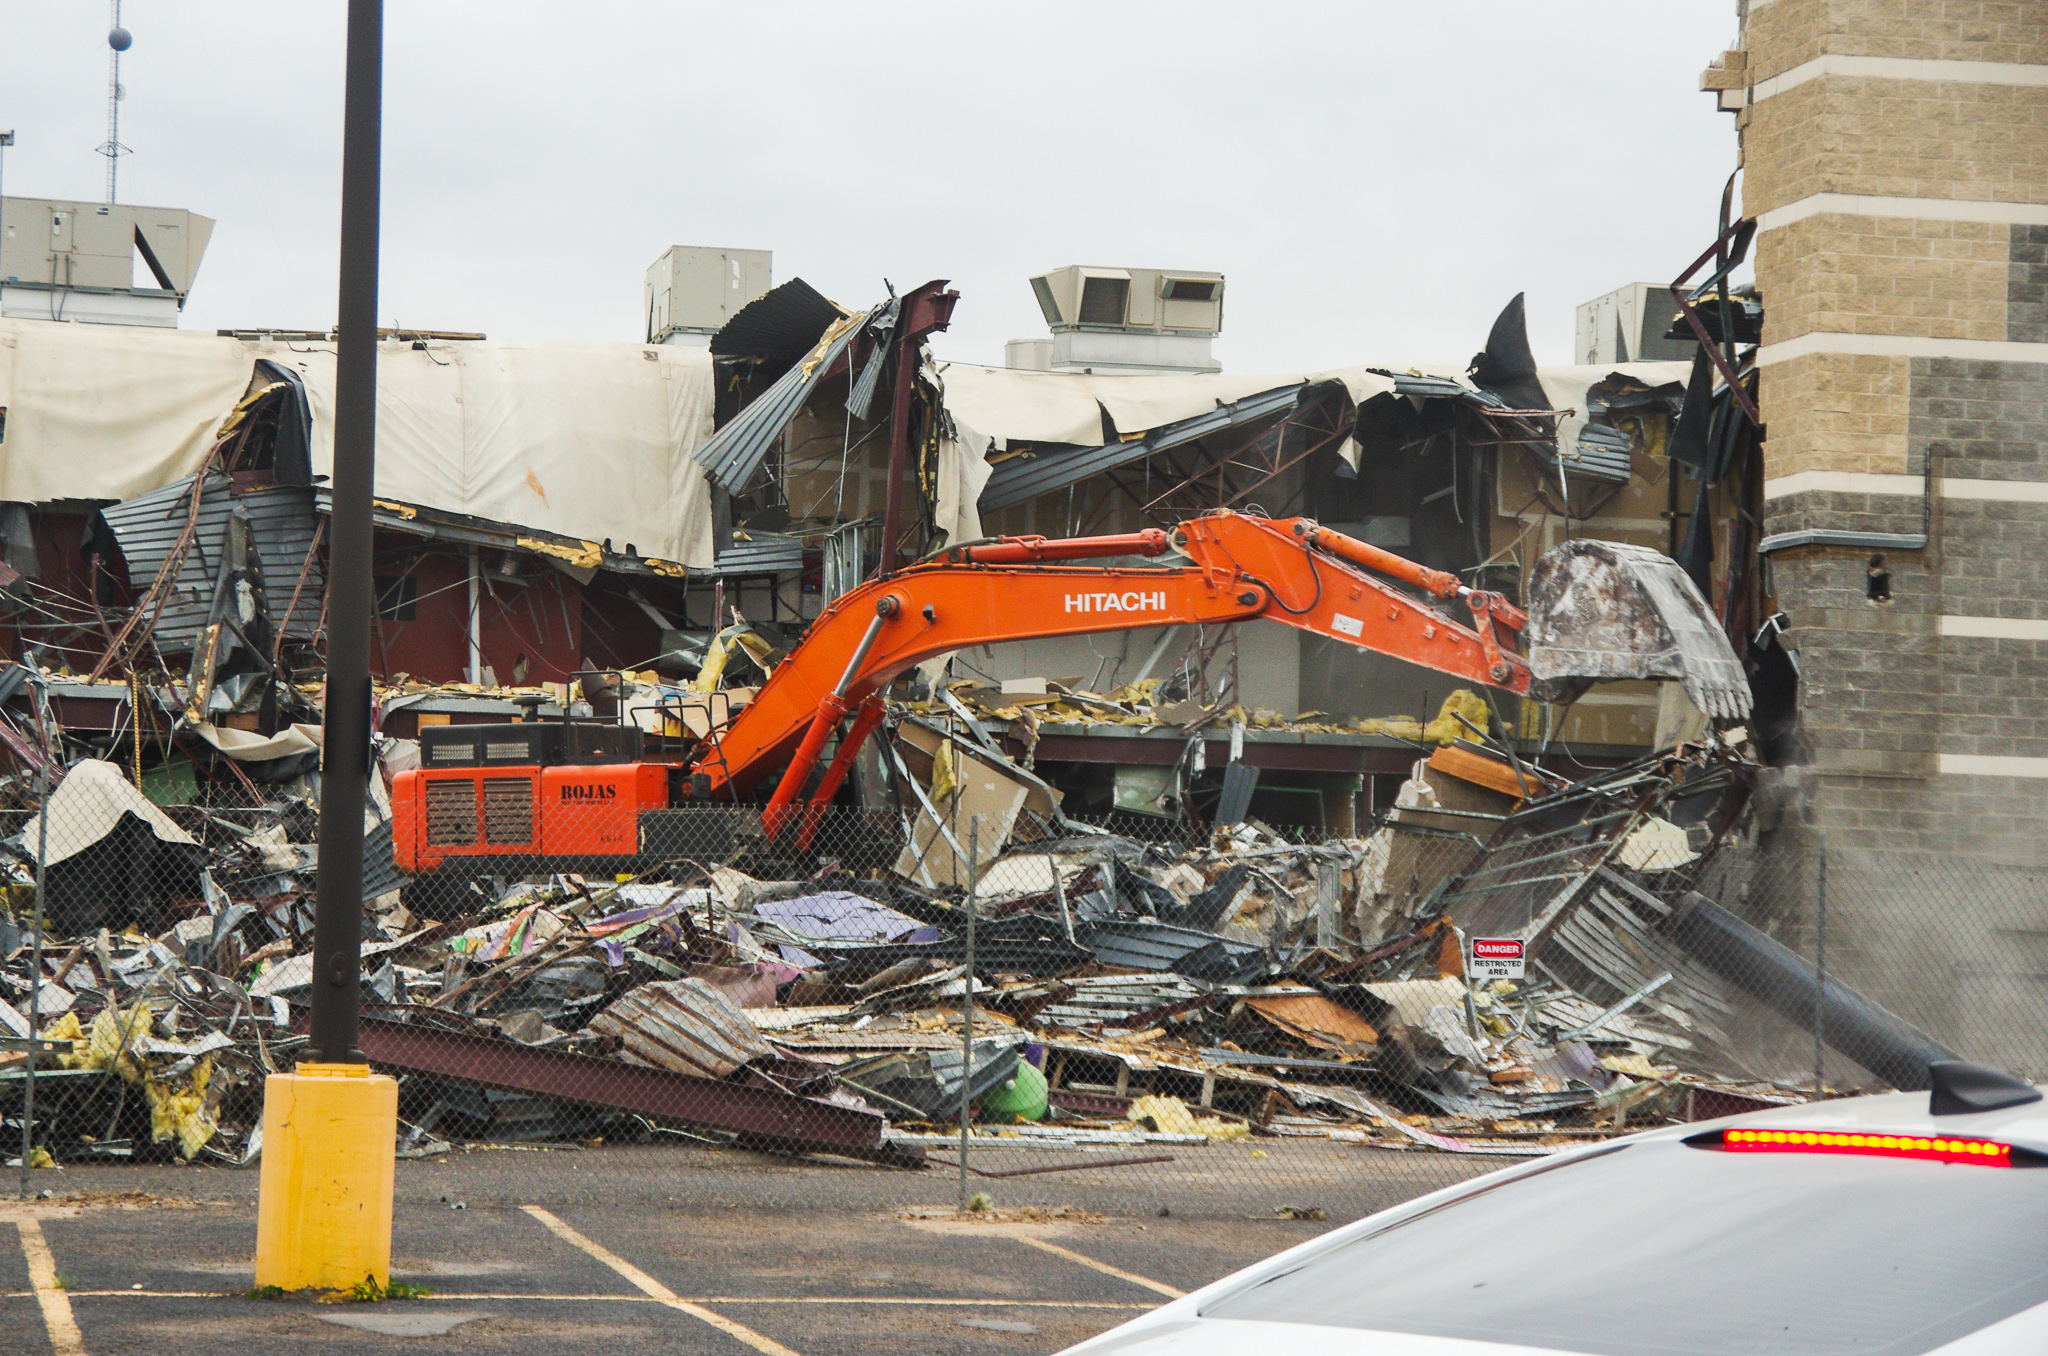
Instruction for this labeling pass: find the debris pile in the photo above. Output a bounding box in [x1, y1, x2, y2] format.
[0, 685, 1860, 1173]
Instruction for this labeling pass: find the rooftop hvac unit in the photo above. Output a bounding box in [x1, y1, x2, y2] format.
[0, 197, 215, 328]
[1029, 266, 1224, 336]
[645, 246, 771, 344]
[0, 198, 214, 295]
[1574, 282, 1697, 365]
[1004, 336, 1053, 371]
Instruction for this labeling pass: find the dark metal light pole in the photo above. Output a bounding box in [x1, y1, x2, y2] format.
[253, 0, 399, 1289]
[308, 0, 383, 1065]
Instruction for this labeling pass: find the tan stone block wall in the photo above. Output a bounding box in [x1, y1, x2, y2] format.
[1745, 76, 2048, 213]
[1746, 0, 1828, 79]
[1747, 0, 2048, 81]
[1757, 350, 1913, 478]
[1755, 212, 2011, 341]
[1742, 78, 1827, 211]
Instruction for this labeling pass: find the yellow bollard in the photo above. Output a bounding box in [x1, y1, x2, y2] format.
[253, 1062, 398, 1292]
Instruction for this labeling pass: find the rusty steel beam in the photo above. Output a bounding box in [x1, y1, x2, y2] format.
[1669, 216, 1761, 425]
[336, 1013, 924, 1168]
[878, 280, 960, 579]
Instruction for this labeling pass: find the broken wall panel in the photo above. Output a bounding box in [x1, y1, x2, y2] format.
[369, 541, 586, 686]
[98, 474, 325, 652]
[896, 761, 1030, 887]
[694, 311, 867, 495]
[0, 509, 124, 672]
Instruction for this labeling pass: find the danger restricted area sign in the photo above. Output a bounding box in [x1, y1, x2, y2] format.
[1468, 936, 1526, 980]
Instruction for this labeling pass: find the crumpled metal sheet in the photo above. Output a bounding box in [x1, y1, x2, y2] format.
[97, 474, 325, 649]
[834, 1036, 1023, 1121]
[1523, 539, 1752, 719]
[585, 977, 777, 1079]
[693, 308, 871, 493]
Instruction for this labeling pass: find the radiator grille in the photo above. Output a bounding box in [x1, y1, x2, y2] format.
[482, 776, 535, 845]
[423, 779, 478, 846]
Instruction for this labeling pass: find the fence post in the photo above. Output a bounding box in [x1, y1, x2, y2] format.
[958, 817, 979, 1211]
[1812, 832, 1827, 1102]
[18, 685, 48, 1198]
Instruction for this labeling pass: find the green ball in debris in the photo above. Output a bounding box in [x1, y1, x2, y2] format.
[978, 1057, 1047, 1123]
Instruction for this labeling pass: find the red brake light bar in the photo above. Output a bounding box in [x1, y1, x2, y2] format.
[1721, 1127, 2011, 1166]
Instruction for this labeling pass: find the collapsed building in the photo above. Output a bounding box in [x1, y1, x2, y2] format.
[0, 113, 2035, 1170]
[0, 233, 1755, 829]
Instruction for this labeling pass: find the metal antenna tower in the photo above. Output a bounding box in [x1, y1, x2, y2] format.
[97, 2, 132, 202]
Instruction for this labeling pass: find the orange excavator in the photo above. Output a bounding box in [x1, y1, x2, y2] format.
[392, 510, 1749, 877]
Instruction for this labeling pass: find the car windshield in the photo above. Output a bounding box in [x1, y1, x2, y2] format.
[1200, 1139, 2048, 1356]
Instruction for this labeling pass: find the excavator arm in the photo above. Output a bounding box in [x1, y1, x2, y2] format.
[383, 510, 1746, 875]
[692, 510, 1540, 815]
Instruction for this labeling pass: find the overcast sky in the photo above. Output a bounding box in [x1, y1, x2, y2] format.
[3, 2, 1740, 372]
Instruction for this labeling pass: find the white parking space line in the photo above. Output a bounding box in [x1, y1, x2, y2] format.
[1005, 1235, 1186, 1299]
[16, 1219, 88, 1356]
[520, 1205, 802, 1356]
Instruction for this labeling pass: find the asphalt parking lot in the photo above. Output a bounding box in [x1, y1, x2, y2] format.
[0, 1139, 1495, 1355]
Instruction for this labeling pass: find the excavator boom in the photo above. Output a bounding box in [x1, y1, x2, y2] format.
[702, 511, 1543, 803]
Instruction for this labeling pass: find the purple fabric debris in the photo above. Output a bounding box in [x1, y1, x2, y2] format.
[753, 891, 939, 944]
[725, 921, 811, 982]
[588, 895, 689, 935]
[751, 890, 940, 968]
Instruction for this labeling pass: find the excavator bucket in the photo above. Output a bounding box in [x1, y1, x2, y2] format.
[1522, 540, 1752, 720]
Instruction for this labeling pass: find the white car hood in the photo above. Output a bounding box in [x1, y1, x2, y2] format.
[1072, 1319, 1587, 1356]
[1071, 1308, 2048, 1356]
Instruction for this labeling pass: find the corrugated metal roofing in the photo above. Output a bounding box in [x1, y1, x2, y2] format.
[1076, 918, 1239, 970]
[1563, 424, 1635, 484]
[362, 819, 401, 903]
[1034, 974, 1206, 1029]
[100, 474, 325, 650]
[1361, 370, 1514, 409]
[585, 977, 778, 1079]
[977, 382, 1306, 513]
[709, 278, 847, 372]
[1390, 374, 1468, 401]
[693, 308, 872, 494]
[711, 530, 802, 577]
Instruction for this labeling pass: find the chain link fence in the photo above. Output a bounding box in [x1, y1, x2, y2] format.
[0, 732, 2041, 1232]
